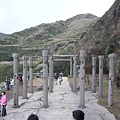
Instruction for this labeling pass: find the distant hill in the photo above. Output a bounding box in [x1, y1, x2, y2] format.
[0, 13, 98, 61]
[0, 33, 8, 39]
[0, 0, 119, 77]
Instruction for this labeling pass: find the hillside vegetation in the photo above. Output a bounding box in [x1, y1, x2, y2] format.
[0, 13, 98, 61]
[0, 1, 120, 119]
[0, 0, 119, 85]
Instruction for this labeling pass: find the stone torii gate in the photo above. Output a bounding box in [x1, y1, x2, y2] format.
[42, 49, 77, 107]
[49, 54, 77, 92]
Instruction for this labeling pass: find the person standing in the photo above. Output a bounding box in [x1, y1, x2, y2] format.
[0, 91, 7, 117]
[5, 78, 10, 90]
[54, 72, 59, 85]
[10, 77, 14, 89]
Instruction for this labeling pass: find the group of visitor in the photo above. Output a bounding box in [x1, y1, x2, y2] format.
[4, 77, 14, 90]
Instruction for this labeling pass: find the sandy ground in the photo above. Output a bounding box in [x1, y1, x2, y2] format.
[5, 77, 42, 101]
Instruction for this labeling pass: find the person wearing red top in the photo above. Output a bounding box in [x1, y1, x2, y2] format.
[0, 91, 7, 117]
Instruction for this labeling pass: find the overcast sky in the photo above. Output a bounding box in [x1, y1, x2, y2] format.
[0, 0, 115, 34]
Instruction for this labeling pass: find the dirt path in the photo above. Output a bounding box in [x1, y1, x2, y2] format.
[5, 77, 42, 101]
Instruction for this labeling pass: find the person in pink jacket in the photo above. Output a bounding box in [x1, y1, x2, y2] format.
[0, 91, 7, 117]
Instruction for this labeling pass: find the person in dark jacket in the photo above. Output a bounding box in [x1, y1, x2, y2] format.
[72, 110, 85, 120]
[27, 114, 39, 120]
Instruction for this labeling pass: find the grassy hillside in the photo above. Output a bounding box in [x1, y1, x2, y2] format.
[0, 13, 97, 61]
[0, 1, 119, 86]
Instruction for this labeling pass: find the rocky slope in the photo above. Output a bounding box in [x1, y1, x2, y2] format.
[75, 0, 120, 86]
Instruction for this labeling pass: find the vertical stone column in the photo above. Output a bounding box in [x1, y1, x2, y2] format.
[98, 55, 104, 98]
[42, 50, 49, 108]
[22, 56, 28, 99]
[70, 56, 73, 77]
[29, 57, 33, 93]
[49, 55, 53, 92]
[12, 53, 19, 108]
[79, 50, 86, 108]
[108, 53, 116, 106]
[92, 56, 96, 93]
[73, 55, 77, 92]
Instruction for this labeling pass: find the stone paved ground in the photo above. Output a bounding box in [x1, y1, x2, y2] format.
[0, 77, 117, 120]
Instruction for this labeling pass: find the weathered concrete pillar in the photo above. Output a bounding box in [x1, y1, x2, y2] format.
[98, 55, 104, 98]
[42, 50, 49, 108]
[12, 53, 19, 108]
[92, 56, 96, 93]
[73, 55, 77, 92]
[49, 55, 53, 92]
[22, 56, 28, 99]
[79, 50, 86, 108]
[108, 53, 116, 106]
[70, 56, 73, 76]
[29, 57, 33, 93]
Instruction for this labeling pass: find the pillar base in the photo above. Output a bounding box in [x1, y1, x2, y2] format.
[107, 104, 113, 107]
[43, 105, 49, 108]
[78, 105, 86, 109]
[73, 90, 77, 93]
[22, 97, 28, 99]
[92, 90, 96, 93]
[98, 96, 103, 99]
[49, 90, 53, 93]
[12, 105, 20, 108]
[29, 91, 34, 93]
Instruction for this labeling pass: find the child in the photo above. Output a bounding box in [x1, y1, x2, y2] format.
[0, 91, 7, 117]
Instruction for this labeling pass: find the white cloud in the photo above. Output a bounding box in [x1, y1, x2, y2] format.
[0, 0, 115, 34]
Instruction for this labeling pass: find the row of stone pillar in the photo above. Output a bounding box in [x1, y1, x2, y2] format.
[12, 50, 116, 109]
[80, 51, 116, 108]
[12, 53, 33, 108]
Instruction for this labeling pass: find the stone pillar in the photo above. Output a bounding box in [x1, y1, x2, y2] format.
[12, 53, 19, 108]
[49, 55, 53, 92]
[29, 57, 33, 93]
[79, 50, 86, 108]
[22, 56, 28, 99]
[42, 50, 49, 108]
[92, 56, 96, 93]
[98, 55, 104, 98]
[73, 55, 77, 92]
[70, 56, 73, 76]
[108, 53, 116, 106]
